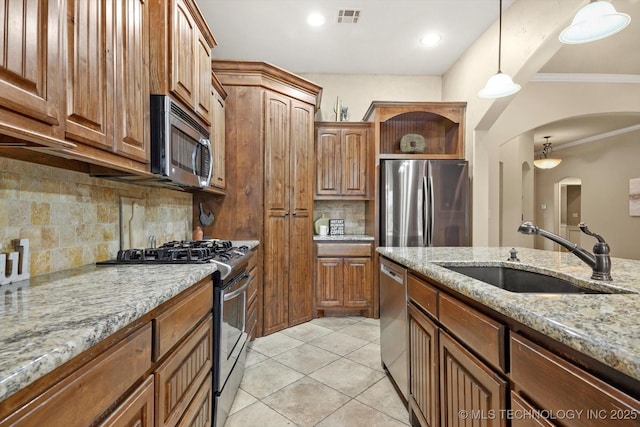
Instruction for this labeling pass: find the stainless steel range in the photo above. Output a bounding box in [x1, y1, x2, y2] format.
[98, 239, 252, 427]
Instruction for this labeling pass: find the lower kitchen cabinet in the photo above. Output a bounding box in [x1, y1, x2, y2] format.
[98, 375, 155, 427]
[0, 279, 213, 427]
[400, 260, 640, 427]
[408, 304, 439, 427]
[315, 242, 373, 317]
[246, 249, 259, 340]
[510, 333, 640, 427]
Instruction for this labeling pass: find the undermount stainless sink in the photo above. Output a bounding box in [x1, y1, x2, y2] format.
[443, 265, 621, 294]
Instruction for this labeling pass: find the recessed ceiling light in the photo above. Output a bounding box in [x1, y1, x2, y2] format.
[420, 33, 441, 47]
[308, 12, 326, 27]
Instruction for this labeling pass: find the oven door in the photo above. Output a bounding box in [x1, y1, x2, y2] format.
[217, 270, 250, 391]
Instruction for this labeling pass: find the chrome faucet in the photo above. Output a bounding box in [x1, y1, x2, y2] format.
[517, 221, 612, 281]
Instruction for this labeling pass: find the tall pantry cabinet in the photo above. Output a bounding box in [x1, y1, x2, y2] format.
[200, 61, 322, 336]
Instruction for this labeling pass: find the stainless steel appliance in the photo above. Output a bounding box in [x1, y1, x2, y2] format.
[97, 239, 252, 427]
[380, 159, 470, 247]
[150, 95, 213, 188]
[379, 159, 469, 404]
[379, 256, 408, 401]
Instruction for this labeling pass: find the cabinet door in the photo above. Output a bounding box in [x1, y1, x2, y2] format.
[98, 375, 155, 427]
[409, 304, 439, 427]
[195, 32, 212, 124]
[341, 127, 368, 196]
[439, 330, 507, 427]
[263, 90, 291, 334]
[113, 0, 150, 162]
[343, 257, 371, 308]
[316, 257, 343, 307]
[0, 0, 63, 139]
[210, 89, 226, 189]
[64, 0, 112, 148]
[315, 127, 341, 196]
[288, 98, 314, 326]
[171, 0, 196, 108]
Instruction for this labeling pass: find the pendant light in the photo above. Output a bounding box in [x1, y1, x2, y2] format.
[560, 1, 631, 44]
[478, 0, 521, 98]
[534, 137, 562, 169]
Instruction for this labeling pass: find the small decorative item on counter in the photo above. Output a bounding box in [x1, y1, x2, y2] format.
[400, 133, 426, 153]
[1, 239, 30, 286]
[329, 219, 345, 235]
[319, 225, 329, 236]
[314, 214, 330, 235]
[193, 226, 204, 241]
[340, 106, 349, 121]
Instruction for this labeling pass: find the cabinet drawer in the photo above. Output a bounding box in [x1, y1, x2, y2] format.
[511, 333, 640, 427]
[510, 391, 555, 427]
[154, 280, 213, 361]
[408, 274, 438, 319]
[3, 323, 152, 427]
[155, 316, 213, 427]
[246, 250, 257, 271]
[247, 264, 258, 305]
[316, 243, 372, 257]
[439, 293, 505, 372]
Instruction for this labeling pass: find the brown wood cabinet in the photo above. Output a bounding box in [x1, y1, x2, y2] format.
[210, 74, 227, 191]
[0, 0, 68, 148]
[246, 249, 259, 340]
[510, 333, 640, 427]
[408, 304, 439, 427]
[200, 61, 322, 337]
[364, 101, 466, 160]
[315, 242, 373, 317]
[150, 0, 216, 126]
[0, 279, 213, 427]
[315, 122, 371, 199]
[64, 0, 150, 163]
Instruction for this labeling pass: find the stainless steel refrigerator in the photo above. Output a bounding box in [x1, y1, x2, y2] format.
[380, 159, 470, 247]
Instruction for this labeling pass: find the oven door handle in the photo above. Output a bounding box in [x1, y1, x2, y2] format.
[223, 274, 250, 301]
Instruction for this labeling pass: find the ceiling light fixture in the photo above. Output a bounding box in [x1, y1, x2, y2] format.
[559, 0, 631, 44]
[534, 136, 562, 169]
[478, 0, 521, 99]
[307, 12, 326, 27]
[420, 33, 441, 47]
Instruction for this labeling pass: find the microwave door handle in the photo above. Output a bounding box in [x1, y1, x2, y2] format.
[191, 143, 198, 175]
[202, 138, 213, 186]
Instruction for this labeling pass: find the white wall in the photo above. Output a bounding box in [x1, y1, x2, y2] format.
[535, 130, 640, 260]
[298, 73, 441, 122]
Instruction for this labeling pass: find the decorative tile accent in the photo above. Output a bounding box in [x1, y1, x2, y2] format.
[0, 157, 192, 276]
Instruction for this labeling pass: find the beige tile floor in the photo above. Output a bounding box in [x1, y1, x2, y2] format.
[224, 316, 410, 427]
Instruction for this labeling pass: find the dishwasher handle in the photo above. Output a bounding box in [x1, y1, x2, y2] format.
[380, 264, 404, 284]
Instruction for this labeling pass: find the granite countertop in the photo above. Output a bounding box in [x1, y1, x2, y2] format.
[0, 239, 260, 403]
[377, 246, 640, 382]
[313, 234, 375, 241]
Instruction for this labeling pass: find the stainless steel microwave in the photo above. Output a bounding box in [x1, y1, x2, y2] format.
[150, 95, 212, 188]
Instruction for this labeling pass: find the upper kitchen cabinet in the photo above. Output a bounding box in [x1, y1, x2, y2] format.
[149, 0, 216, 125]
[209, 73, 227, 191]
[201, 60, 322, 336]
[65, 0, 150, 164]
[364, 101, 466, 160]
[0, 0, 72, 149]
[315, 122, 372, 199]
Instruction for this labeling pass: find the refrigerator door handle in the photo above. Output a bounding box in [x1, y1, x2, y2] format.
[428, 174, 435, 246]
[422, 176, 429, 247]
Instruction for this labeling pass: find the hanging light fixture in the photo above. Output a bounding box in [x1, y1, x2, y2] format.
[478, 0, 521, 98]
[560, 1, 631, 44]
[534, 137, 562, 169]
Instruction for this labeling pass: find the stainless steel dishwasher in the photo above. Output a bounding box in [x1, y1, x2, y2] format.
[379, 256, 408, 402]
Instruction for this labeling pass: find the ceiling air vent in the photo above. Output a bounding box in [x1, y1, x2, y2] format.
[337, 10, 360, 23]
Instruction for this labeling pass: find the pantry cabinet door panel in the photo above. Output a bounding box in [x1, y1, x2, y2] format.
[64, 0, 112, 147]
[113, 0, 150, 162]
[263, 212, 289, 335]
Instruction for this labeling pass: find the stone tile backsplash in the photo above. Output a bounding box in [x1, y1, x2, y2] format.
[314, 200, 367, 235]
[1, 157, 192, 277]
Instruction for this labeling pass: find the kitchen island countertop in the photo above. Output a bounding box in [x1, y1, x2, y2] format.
[377, 246, 640, 383]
